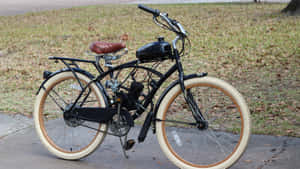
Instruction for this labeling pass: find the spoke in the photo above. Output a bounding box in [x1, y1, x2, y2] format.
[49, 88, 68, 106]
[44, 112, 61, 120]
[205, 128, 230, 157]
[47, 90, 66, 111]
[64, 123, 66, 151]
[221, 132, 239, 145]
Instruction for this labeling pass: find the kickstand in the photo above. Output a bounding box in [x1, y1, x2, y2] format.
[119, 135, 129, 159]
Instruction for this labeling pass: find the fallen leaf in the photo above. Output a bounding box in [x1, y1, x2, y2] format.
[120, 33, 129, 41]
[244, 160, 252, 163]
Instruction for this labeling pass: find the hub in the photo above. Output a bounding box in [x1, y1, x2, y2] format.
[63, 104, 83, 127]
[197, 120, 208, 130]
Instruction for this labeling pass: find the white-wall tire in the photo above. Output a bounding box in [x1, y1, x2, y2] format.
[34, 71, 107, 160]
[156, 76, 251, 169]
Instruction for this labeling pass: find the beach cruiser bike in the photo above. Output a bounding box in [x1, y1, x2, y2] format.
[34, 5, 251, 169]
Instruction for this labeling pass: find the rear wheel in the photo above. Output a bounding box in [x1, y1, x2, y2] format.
[156, 76, 251, 169]
[34, 71, 107, 160]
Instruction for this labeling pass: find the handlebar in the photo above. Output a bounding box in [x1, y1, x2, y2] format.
[138, 4, 187, 37]
[138, 4, 160, 17]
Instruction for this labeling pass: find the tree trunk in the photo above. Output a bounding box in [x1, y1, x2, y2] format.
[282, 0, 300, 15]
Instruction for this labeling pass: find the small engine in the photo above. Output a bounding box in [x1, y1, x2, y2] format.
[118, 81, 144, 111]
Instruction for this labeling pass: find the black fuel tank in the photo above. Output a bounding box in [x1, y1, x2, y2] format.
[136, 37, 172, 63]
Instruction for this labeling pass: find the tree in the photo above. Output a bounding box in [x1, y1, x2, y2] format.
[282, 0, 300, 15]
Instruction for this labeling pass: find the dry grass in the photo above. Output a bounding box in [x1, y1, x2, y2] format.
[0, 3, 299, 136]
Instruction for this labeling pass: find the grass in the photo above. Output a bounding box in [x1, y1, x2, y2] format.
[0, 3, 299, 137]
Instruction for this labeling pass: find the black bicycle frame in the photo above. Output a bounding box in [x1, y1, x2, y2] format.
[49, 56, 179, 116]
[46, 47, 207, 141]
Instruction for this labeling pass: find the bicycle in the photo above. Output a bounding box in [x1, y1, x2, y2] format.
[34, 4, 251, 169]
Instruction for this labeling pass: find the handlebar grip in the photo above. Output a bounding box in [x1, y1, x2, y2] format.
[138, 4, 160, 17]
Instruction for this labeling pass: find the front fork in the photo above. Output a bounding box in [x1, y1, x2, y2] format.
[174, 49, 208, 130]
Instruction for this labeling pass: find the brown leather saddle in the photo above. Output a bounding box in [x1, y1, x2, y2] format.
[90, 41, 126, 54]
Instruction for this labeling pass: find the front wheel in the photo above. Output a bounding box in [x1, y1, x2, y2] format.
[156, 76, 251, 169]
[34, 71, 108, 160]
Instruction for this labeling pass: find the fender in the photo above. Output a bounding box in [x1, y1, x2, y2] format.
[36, 68, 109, 105]
[152, 73, 207, 129]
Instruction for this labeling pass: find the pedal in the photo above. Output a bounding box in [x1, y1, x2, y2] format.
[123, 139, 135, 151]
